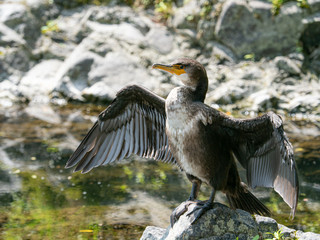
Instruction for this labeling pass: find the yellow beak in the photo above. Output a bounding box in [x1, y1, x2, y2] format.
[152, 63, 186, 75]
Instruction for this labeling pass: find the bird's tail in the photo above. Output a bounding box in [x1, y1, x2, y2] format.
[226, 182, 271, 216]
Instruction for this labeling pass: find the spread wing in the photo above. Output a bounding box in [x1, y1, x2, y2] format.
[65, 85, 176, 173]
[206, 109, 299, 217]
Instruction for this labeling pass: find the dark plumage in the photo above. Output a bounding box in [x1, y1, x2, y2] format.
[66, 58, 299, 225]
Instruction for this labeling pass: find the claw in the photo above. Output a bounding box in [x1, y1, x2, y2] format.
[170, 200, 208, 227]
[186, 201, 213, 224]
[170, 200, 194, 227]
[171, 188, 216, 226]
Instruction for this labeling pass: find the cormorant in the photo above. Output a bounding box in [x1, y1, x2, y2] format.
[65, 58, 299, 226]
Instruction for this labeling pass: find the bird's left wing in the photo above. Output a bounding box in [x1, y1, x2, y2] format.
[65, 85, 176, 173]
[203, 107, 299, 217]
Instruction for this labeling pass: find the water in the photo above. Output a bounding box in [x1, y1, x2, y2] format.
[0, 103, 319, 239]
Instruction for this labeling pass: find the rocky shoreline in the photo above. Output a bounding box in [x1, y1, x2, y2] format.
[1, 0, 319, 119]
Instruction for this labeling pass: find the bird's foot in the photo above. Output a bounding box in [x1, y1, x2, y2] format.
[186, 201, 213, 225]
[170, 200, 206, 227]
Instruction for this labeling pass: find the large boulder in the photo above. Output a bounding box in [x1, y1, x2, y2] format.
[140, 202, 320, 240]
[53, 31, 161, 102]
[19, 59, 63, 101]
[215, 0, 305, 59]
[170, 0, 202, 30]
[301, 12, 320, 54]
[0, 3, 41, 48]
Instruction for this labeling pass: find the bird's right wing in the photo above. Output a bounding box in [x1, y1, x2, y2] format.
[218, 111, 299, 217]
[199, 105, 298, 217]
[65, 85, 177, 173]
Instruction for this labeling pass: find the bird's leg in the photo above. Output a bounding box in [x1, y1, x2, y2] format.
[170, 177, 202, 227]
[188, 179, 202, 201]
[186, 187, 216, 224]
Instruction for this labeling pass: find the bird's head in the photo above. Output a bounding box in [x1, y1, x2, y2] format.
[152, 58, 208, 90]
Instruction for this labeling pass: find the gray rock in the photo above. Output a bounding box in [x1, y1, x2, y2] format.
[275, 56, 301, 75]
[171, 0, 201, 30]
[24, 103, 62, 124]
[88, 5, 150, 34]
[215, 0, 305, 59]
[0, 3, 27, 26]
[308, 0, 320, 14]
[0, 22, 27, 47]
[286, 94, 320, 113]
[86, 51, 158, 96]
[247, 89, 280, 112]
[82, 81, 117, 102]
[140, 226, 167, 240]
[296, 231, 320, 240]
[1, 0, 320, 119]
[35, 35, 77, 60]
[0, 3, 41, 47]
[140, 203, 320, 240]
[146, 27, 173, 55]
[301, 12, 320, 54]
[205, 41, 237, 64]
[53, 31, 160, 102]
[2, 46, 33, 72]
[26, 0, 60, 23]
[86, 21, 145, 45]
[197, 19, 217, 46]
[309, 46, 320, 74]
[278, 224, 320, 240]
[163, 203, 259, 240]
[206, 79, 259, 105]
[255, 215, 278, 239]
[67, 110, 87, 123]
[0, 80, 20, 108]
[53, 49, 102, 101]
[19, 59, 63, 101]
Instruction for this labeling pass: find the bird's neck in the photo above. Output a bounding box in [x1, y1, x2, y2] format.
[187, 76, 208, 103]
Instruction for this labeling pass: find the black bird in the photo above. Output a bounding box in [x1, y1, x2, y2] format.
[66, 58, 299, 226]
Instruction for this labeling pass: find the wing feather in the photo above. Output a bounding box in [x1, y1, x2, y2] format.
[118, 122, 131, 160]
[138, 111, 145, 157]
[133, 111, 140, 155]
[127, 118, 134, 157]
[106, 128, 122, 164]
[65, 85, 177, 173]
[205, 108, 299, 217]
[93, 131, 114, 166]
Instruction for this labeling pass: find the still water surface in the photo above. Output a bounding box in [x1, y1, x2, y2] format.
[0, 104, 319, 239]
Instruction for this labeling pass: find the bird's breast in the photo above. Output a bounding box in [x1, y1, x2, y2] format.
[165, 89, 209, 181]
[166, 110, 201, 175]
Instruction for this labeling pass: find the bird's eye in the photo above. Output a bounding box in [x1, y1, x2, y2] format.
[179, 65, 184, 69]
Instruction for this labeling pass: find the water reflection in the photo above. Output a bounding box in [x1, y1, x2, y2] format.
[0, 104, 319, 239]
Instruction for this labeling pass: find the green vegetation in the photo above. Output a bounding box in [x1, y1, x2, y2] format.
[270, 0, 309, 15]
[52, 0, 177, 20]
[200, 0, 213, 19]
[252, 235, 259, 240]
[41, 20, 60, 35]
[266, 228, 284, 240]
[154, 0, 174, 20]
[244, 53, 256, 61]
